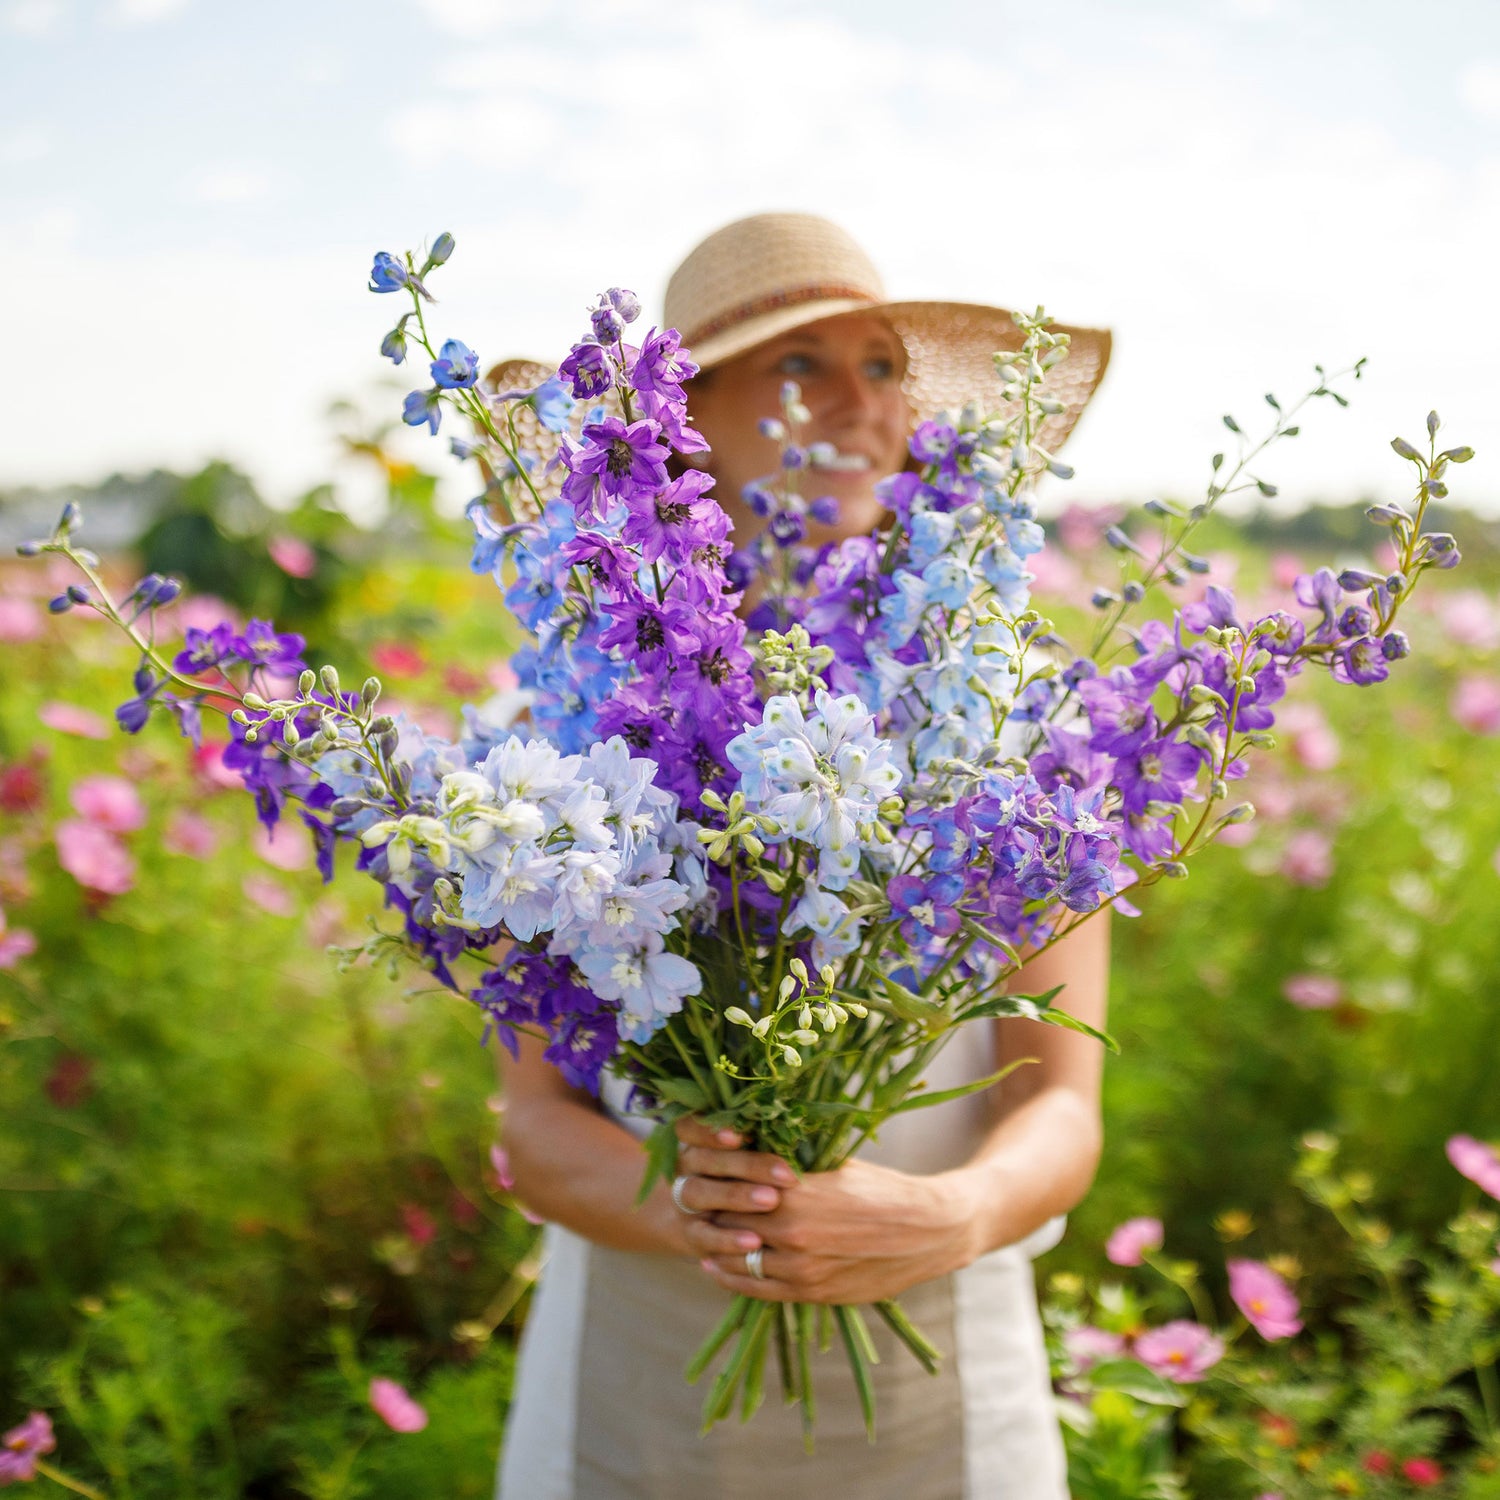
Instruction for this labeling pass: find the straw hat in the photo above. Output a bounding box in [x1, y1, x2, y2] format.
[663, 213, 1110, 450]
[485, 211, 1110, 482]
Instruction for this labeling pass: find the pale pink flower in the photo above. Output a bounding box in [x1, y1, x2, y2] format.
[1278, 702, 1340, 772]
[489, 1144, 516, 1192]
[1279, 830, 1333, 887]
[1024, 546, 1081, 600]
[39, 701, 110, 739]
[1105, 1216, 1163, 1266]
[0, 595, 42, 642]
[171, 595, 238, 634]
[369, 1377, 428, 1433]
[1215, 819, 1258, 848]
[1064, 1325, 1125, 1371]
[193, 741, 243, 791]
[55, 819, 135, 895]
[1446, 1135, 1500, 1200]
[70, 775, 147, 833]
[370, 642, 425, 678]
[268, 535, 317, 578]
[0, 909, 38, 969]
[1437, 589, 1500, 650]
[1132, 1320, 1223, 1382]
[1253, 778, 1296, 823]
[1270, 553, 1305, 590]
[242, 874, 296, 918]
[1282, 974, 1342, 1010]
[164, 809, 220, 860]
[1228, 1259, 1303, 1340]
[1489, 1257, 1500, 1277]
[1452, 675, 1500, 736]
[488, 661, 520, 693]
[253, 822, 311, 871]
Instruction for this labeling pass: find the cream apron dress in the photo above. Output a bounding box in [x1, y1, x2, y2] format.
[496, 1018, 1069, 1500]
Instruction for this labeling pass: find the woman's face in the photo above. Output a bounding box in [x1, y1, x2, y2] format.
[684, 313, 912, 547]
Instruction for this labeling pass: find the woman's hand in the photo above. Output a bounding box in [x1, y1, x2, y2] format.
[672, 1120, 980, 1304]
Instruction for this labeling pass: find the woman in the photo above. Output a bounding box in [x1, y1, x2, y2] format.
[495, 213, 1113, 1500]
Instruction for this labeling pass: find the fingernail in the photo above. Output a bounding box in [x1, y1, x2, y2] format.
[735, 1233, 760, 1251]
[699, 1258, 718, 1274]
[751, 1186, 778, 1207]
[716, 1129, 741, 1146]
[771, 1163, 796, 1185]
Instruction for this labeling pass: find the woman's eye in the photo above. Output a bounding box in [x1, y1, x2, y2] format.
[775, 352, 816, 377]
[863, 357, 897, 381]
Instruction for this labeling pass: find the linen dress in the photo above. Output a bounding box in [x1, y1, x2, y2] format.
[495, 1017, 1070, 1500]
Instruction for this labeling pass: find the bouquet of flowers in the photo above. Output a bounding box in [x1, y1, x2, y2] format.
[22, 231, 1470, 1445]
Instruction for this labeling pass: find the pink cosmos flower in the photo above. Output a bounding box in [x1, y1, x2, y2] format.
[1282, 974, 1342, 1010]
[1106, 1216, 1163, 1266]
[70, 775, 147, 833]
[1063, 1325, 1126, 1371]
[1278, 702, 1340, 772]
[369, 1377, 428, 1433]
[1437, 589, 1500, 650]
[39, 701, 110, 739]
[171, 594, 238, 634]
[1402, 1457, 1443, 1488]
[243, 874, 296, 918]
[0, 595, 42, 642]
[1279, 829, 1333, 887]
[1132, 1320, 1224, 1383]
[370, 642, 425, 678]
[1452, 675, 1500, 736]
[1024, 545, 1082, 600]
[1446, 1135, 1500, 1199]
[1269, 552, 1305, 590]
[268, 535, 317, 578]
[1228, 1258, 1303, 1340]
[164, 809, 220, 860]
[253, 822, 311, 871]
[193, 741, 243, 792]
[55, 819, 135, 895]
[0, 910, 37, 968]
[0, 1409, 56, 1482]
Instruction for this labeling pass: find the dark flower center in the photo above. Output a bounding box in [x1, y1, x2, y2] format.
[634, 611, 665, 652]
[655, 499, 690, 526]
[607, 440, 637, 478]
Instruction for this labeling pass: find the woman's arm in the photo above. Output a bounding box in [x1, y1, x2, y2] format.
[499, 1032, 790, 1260]
[693, 911, 1111, 1303]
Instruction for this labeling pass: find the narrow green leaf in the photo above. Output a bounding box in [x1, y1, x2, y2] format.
[887, 1058, 1036, 1115]
[1087, 1358, 1190, 1407]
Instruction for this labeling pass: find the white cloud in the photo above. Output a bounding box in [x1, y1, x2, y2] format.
[2, 0, 66, 36]
[185, 164, 274, 204]
[109, 0, 190, 22]
[1459, 60, 1500, 122]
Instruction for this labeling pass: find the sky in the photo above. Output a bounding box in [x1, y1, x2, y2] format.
[2, 0, 1498, 522]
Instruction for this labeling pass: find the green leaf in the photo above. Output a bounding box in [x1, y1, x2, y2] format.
[888, 1058, 1036, 1115]
[654, 1076, 712, 1111]
[635, 1120, 680, 1207]
[1086, 1358, 1189, 1407]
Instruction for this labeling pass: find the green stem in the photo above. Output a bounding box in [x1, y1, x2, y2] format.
[33, 1463, 108, 1500]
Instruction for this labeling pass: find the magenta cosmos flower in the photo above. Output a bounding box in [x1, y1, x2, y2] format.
[1105, 1216, 1163, 1266]
[0, 1410, 56, 1483]
[369, 1377, 428, 1433]
[1132, 1320, 1225, 1383]
[1447, 1135, 1500, 1199]
[1228, 1258, 1303, 1340]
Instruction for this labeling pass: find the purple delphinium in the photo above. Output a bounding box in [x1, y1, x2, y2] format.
[559, 340, 613, 400]
[889, 872, 964, 947]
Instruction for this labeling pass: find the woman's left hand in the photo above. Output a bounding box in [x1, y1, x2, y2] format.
[700, 1155, 981, 1304]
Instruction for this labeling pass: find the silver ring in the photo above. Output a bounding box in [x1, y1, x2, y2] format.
[745, 1246, 766, 1281]
[671, 1174, 698, 1215]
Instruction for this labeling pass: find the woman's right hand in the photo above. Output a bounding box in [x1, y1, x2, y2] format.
[670, 1118, 796, 1260]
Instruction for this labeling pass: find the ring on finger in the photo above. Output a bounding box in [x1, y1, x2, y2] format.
[745, 1246, 767, 1281]
[671, 1174, 701, 1216]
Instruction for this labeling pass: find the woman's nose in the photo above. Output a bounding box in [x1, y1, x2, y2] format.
[817, 363, 883, 423]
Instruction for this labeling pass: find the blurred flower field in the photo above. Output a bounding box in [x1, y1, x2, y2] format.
[2, 463, 1499, 1497]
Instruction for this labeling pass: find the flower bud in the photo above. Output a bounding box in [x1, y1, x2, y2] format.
[60, 501, 82, 530]
[1337, 568, 1382, 592]
[789, 958, 809, 984]
[427, 231, 456, 266]
[48, 593, 73, 613]
[298, 669, 316, 695]
[1390, 436, 1420, 461]
[1381, 630, 1410, 660]
[781, 1046, 803, 1067]
[758, 417, 786, 442]
[778, 975, 797, 1003]
[789, 1029, 819, 1046]
[724, 1007, 754, 1028]
[1122, 581, 1145, 604]
[1223, 802, 1255, 824]
[320, 664, 341, 696]
[361, 678, 381, 710]
[67, 584, 89, 604]
[819, 964, 836, 987]
[1158, 860, 1189, 878]
[606, 287, 641, 323]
